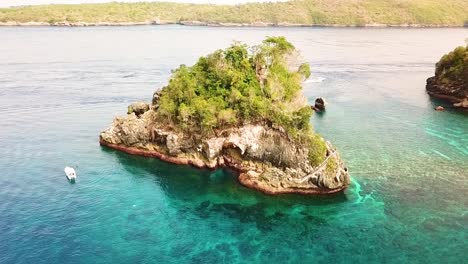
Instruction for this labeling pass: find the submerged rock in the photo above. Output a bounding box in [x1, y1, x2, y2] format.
[100, 37, 350, 195]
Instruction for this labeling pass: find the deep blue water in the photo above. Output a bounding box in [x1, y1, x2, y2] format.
[0, 26, 467, 263]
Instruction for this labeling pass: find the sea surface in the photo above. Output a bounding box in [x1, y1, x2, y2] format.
[0, 26, 467, 263]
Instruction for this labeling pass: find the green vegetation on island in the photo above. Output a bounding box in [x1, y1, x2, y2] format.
[1, 0, 468, 26]
[435, 45, 468, 89]
[155, 37, 326, 165]
[426, 44, 468, 108]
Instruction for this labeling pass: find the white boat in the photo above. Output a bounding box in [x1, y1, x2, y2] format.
[64, 167, 77, 182]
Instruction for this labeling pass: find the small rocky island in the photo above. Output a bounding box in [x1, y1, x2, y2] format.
[100, 37, 350, 195]
[426, 45, 468, 109]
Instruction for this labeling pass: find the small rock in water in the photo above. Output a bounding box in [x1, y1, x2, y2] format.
[312, 97, 327, 112]
[435, 106, 445, 111]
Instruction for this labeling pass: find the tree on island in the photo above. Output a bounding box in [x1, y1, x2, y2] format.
[155, 37, 325, 165]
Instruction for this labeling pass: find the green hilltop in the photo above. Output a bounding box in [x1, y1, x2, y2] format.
[1, 0, 468, 26]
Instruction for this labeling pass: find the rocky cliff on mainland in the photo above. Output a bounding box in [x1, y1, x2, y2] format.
[100, 97, 350, 195]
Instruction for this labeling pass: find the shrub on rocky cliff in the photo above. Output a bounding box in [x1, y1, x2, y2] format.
[435, 45, 468, 89]
[156, 37, 327, 165]
[158, 37, 310, 130]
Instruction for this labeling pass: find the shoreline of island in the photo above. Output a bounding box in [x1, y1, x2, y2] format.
[0, 20, 466, 28]
[100, 139, 347, 196]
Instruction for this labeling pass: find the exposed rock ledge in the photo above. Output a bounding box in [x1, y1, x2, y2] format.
[426, 77, 468, 109]
[99, 107, 350, 195]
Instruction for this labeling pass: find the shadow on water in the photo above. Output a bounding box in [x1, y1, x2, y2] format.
[66, 177, 76, 184]
[101, 146, 349, 203]
[100, 146, 354, 229]
[313, 110, 326, 119]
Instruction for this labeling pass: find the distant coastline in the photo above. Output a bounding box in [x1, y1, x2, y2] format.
[1, 21, 466, 28]
[1, 1, 467, 28]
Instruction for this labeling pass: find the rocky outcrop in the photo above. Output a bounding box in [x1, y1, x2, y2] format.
[127, 102, 150, 116]
[100, 37, 350, 195]
[426, 77, 468, 109]
[100, 106, 350, 195]
[311, 97, 327, 112]
[426, 45, 468, 109]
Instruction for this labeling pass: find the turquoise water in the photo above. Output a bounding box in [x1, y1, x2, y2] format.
[0, 26, 467, 263]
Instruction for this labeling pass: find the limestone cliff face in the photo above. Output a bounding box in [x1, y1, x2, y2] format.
[100, 104, 350, 195]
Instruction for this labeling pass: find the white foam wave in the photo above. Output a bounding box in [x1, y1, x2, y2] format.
[304, 77, 325, 83]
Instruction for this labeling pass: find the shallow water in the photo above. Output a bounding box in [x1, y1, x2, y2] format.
[0, 26, 467, 263]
